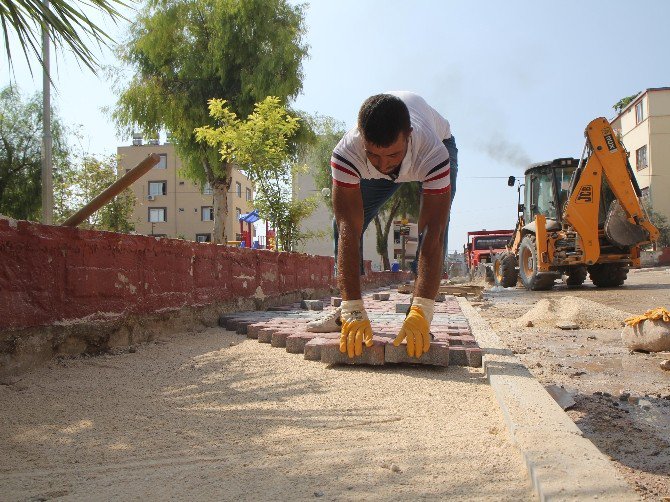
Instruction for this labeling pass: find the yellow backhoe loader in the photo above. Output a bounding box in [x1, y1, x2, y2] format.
[494, 117, 659, 290]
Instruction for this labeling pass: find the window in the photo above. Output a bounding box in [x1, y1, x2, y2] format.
[246, 187, 252, 201]
[203, 182, 213, 195]
[148, 208, 166, 222]
[201, 206, 214, 221]
[636, 145, 648, 171]
[640, 187, 650, 202]
[196, 233, 212, 243]
[236, 182, 242, 197]
[236, 207, 242, 219]
[155, 153, 167, 169]
[635, 101, 644, 124]
[148, 181, 167, 196]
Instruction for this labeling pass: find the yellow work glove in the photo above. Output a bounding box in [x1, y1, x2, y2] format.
[393, 297, 435, 358]
[339, 299, 373, 358]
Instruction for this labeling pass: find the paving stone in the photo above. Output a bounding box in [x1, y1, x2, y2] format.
[246, 323, 266, 339]
[448, 346, 483, 367]
[385, 341, 449, 366]
[287, 332, 339, 354]
[304, 337, 335, 361]
[373, 292, 391, 301]
[300, 299, 324, 311]
[225, 318, 240, 331]
[466, 347, 483, 367]
[257, 327, 277, 344]
[271, 330, 293, 348]
[320, 337, 387, 366]
[331, 297, 342, 307]
[218, 315, 231, 328]
[396, 303, 411, 314]
[236, 319, 255, 335]
[445, 335, 477, 346]
[448, 346, 468, 366]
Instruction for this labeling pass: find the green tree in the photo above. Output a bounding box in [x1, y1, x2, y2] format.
[0, 85, 69, 220]
[644, 201, 670, 249]
[196, 96, 315, 251]
[613, 92, 641, 114]
[114, 0, 307, 243]
[299, 113, 347, 215]
[55, 154, 136, 231]
[1, 0, 128, 73]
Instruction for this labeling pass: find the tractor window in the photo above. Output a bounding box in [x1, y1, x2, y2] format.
[530, 170, 557, 219]
[553, 166, 576, 215]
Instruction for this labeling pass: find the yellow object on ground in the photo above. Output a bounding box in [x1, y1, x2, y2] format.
[624, 307, 670, 327]
[393, 306, 431, 358]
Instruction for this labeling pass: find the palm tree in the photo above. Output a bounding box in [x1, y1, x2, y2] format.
[1, 0, 130, 74]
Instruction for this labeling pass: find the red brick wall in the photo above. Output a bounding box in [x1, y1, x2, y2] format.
[0, 219, 408, 331]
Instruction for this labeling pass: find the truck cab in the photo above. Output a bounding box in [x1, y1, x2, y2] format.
[465, 230, 514, 271]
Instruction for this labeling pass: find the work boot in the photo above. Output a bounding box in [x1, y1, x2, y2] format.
[306, 307, 342, 333]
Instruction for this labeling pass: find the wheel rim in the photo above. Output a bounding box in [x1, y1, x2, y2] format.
[494, 260, 502, 282]
[521, 246, 534, 276]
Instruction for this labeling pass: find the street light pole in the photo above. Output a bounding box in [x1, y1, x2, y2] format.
[41, 0, 53, 225]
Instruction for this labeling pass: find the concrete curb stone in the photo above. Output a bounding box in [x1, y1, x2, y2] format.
[458, 297, 637, 501]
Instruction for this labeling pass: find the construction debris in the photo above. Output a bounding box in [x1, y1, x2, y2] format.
[621, 319, 670, 352]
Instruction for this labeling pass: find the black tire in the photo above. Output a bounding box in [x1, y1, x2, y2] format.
[484, 265, 495, 284]
[518, 235, 555, 291]
[494, 251, 518, 288]
[565, 266, 587, 287]
[587, 263, 629, 287]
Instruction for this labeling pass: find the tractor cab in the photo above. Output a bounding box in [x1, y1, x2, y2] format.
[522, 157, 579, 229]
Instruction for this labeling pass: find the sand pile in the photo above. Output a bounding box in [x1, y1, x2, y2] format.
[517, 296, 632, 329]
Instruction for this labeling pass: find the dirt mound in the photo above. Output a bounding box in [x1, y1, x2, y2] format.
[517, 296, 632, 329]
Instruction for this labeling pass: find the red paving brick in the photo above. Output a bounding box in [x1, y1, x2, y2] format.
[221, 288, 482, 368]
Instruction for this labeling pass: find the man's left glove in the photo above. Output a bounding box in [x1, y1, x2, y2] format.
[393, 297, 435, 358]
[339, 299, 373, 358]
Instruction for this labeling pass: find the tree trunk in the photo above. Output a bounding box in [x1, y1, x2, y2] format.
[373, 199, 401, 271]
[208, 160, 233, 244]
[373, 216, 390, 270]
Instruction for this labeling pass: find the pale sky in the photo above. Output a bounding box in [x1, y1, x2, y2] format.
[4, 0, 670, 252]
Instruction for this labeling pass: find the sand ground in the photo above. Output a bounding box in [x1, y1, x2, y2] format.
[0, 325, 533, 501]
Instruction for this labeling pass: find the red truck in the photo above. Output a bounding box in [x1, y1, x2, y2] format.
[465, 230, 514, 273]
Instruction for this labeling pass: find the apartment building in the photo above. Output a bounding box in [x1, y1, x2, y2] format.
[611, 87, 670, 222]
[117, 141, 255, 243]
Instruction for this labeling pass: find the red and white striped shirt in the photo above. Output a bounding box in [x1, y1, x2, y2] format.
[331, 91, 452, 195]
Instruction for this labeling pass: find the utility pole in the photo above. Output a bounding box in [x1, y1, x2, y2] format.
[41, 0, 53, 224]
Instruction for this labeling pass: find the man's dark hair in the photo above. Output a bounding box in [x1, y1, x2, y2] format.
[357, 94, 411, 147]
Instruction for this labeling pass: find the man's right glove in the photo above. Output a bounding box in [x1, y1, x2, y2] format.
[339, 299, 373, 358]
[393, 297, 434, 358]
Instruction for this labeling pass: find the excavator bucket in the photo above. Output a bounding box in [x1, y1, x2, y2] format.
[605, 200, 650, 247]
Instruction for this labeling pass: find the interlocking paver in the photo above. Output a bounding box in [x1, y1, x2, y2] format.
[320, 337, 387, 366]
[218, 288, 482, 368]
[384, 341, 449, 366]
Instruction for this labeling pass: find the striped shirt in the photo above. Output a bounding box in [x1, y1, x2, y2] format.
[331, 91, 452, 195]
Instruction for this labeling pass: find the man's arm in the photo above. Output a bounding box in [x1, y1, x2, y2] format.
[332, 184, 364, 300]
[414, 188, 451, 299]
[332, 183, 374, 357]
